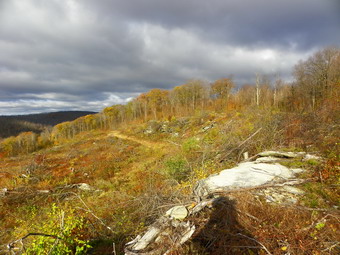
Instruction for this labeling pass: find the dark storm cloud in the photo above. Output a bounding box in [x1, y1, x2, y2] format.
[0, 0, 339, 115]
[85, 0, 340, 49]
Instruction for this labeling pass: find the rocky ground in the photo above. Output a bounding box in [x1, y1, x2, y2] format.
[125, 151, 338, 255]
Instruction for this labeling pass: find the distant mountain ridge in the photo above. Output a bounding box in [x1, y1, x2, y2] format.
[0, 111, 96, 138]
[1, 111, 97, 126]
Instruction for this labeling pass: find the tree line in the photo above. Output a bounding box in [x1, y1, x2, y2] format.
[1, 47, 339, 156]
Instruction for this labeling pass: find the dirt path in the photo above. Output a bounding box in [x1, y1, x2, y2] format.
[108, 130, 165, 149]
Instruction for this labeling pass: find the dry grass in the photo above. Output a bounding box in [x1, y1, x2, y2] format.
[171, 192, 339, 255]
[0, 108, 339, 254]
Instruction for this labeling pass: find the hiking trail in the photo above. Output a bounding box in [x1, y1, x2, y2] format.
[108, 131, 165, 149]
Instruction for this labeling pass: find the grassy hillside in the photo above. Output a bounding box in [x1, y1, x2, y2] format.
[0, 108, 339, 254]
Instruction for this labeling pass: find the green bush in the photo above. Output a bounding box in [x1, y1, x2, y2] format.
[182, 137, 200, 153]
[24, 204, 91, 255]
[165, 156, 190, 182]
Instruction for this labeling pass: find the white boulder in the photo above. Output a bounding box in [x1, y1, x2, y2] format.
[194, 162, 303, 199]
[165, 206, 188, 220]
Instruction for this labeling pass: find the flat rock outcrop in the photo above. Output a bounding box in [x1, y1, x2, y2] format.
[193, 161, 303, 199]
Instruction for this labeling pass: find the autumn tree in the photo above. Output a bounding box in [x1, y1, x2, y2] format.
[293, 47, 340, 110]
[171, 85, 189, 115]
[234, 84, 255, 107]
[135, 93, 149, 121]
[38, 128, 52, 148]
[211, 78, 234, 110]
[103, 105, 123, 128]
[0, 132, 39, 156]
[17, 132, 38, 154]
[170, 80, 208, 115]
[187, 80, 208, 110]
[258, 75, 274, 107]
[0, 136, 17, 156]
[144, 89, 169, 119]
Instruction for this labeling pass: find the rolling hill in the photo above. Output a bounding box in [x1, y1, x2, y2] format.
[0, 111, 96, 138]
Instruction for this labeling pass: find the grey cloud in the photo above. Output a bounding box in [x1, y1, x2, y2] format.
[0, 0, 339, 115]
[84, 0, 340, 50]
[0, 91, 137, 115]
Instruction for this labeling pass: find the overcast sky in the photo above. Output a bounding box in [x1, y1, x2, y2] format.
[0, 0, 339, 115]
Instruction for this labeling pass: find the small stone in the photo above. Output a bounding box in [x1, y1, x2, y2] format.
[77, 183, 93, 191]
[265, 195, 275, 203]
[37, 190, 50, 193]
[303, 154, 321, 161]
[286, 197, 298, 204]
[283, 186, 305, 195]
[290, 168, 304, 174]
[144, 128, 153, 134]
[0, 188, 8, 196]
[165, 206, 188, 220]
[202, 125, 212, 131]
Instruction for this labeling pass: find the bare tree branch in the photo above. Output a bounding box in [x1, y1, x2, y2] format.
[7, 233, 63, 251]
[237, 233, 272, 255]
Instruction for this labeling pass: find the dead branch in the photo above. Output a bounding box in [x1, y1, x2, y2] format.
[7, 233, 63, 251]
[66, 192, 115, 234]
[166, 140, 181, 146]
[321, 241, 339, 252]
[236, 209, 261, 222]
[112, 242, 117, 255]
[219, 128, 262, 162]
[236, 233, 272, 255]
[279, 204, 340, 214]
